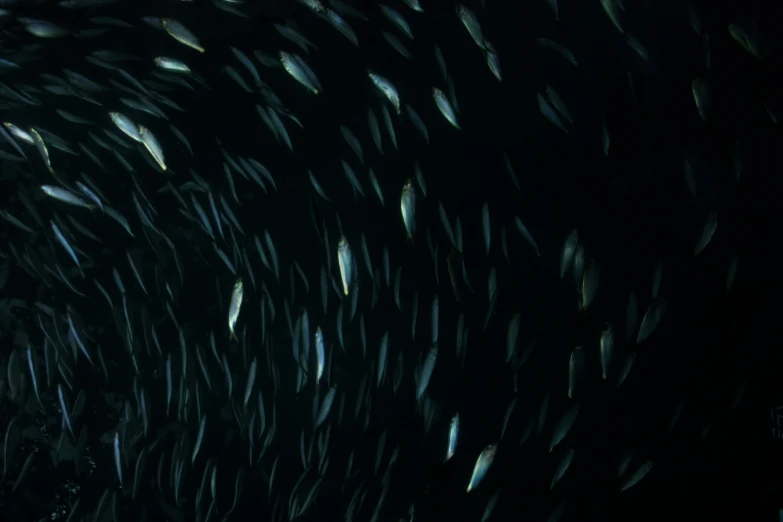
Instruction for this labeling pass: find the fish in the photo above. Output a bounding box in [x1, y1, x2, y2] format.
[228, 278, 244, 341]
[433, 87, 460, 129]
[467, 444, 496, 492]
[401, 179, 416, 240]
[338, 237, 354, 296]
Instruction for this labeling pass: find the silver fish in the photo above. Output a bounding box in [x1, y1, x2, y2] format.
[338, 237, 354, 295]
[433, 88, 460, 129]
[401, 179, 416, 240]
[368, 71, 400, 114]
[467, 444, 496, 492]
[138, 125, 166, 171]
[41, 185, 94, 209]
[228, 278, 244, 341]
[280, 51, 321, 94]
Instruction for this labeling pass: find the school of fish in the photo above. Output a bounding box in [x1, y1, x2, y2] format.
[0, 0, 768, 521]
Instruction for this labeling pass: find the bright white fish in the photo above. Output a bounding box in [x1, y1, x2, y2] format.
[368, 71, 400, 114]
[109, 111, 142, 142]
[41, 185, 94, 209]
[154, 56, 191, 73]
[446, 413, 459, 461]
[401, 179, 416, 240]
[315, 327, 325, 387]
[138, 125, 166, 171]
[467, 444, 497, 492]
[228, 278, 243, 341]
[338, 237, 354, 295]
[280, 51, 321, 94]
[113, 431, 122, 487]
[433, 87, 460, 129]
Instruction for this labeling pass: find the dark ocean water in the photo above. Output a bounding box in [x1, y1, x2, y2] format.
[0, 0, 781, 521]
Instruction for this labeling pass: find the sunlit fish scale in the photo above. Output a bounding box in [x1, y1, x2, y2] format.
[41, 185, 94, 210]
[154, 56, 191, 74]
[380, 5, 413, 39]
[338, 237, 354, 295]
[433, 87, 459, 129]
[280, 51, 321, 94]
[109, 112, 142, 142]
[228, 278, 243, 341]
[401, 179, 416, 240]
[467, 444, 496, 492]
[446, 413, 459, 461]
[161, 18, 204, 52]
[368, 71, 400, 114]
[456, 5, 485, 49]
[138, 125, 166, 171]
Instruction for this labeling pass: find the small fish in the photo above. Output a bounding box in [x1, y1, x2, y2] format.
[109, 112, 142, 142]
[368, 71, 400, 114]
[280, 51, 321, 94]
[338, 237, 354, 295]
[228, 278, 244, 341]
[138, 125, 166, 171]
[456, 5, 485, 49]
[401, 179, 416, 240]
[161, 18, 205, 53]
[433, 87, 460, 129]
[154, 56, 191, 74]
[446, 413, 459, 461]
[113, 431, 122, 487]
[41, 186, 94, 210]
[467, 444, 496, 492]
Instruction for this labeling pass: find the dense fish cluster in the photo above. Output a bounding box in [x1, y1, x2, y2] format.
[0, 0, 776, 521]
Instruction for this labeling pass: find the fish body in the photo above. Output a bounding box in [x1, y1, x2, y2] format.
[433, 88, 460, 129]
[401, 179, 416, 239]
[338, 237, 354, 295]
[228, 278, 244, 341]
